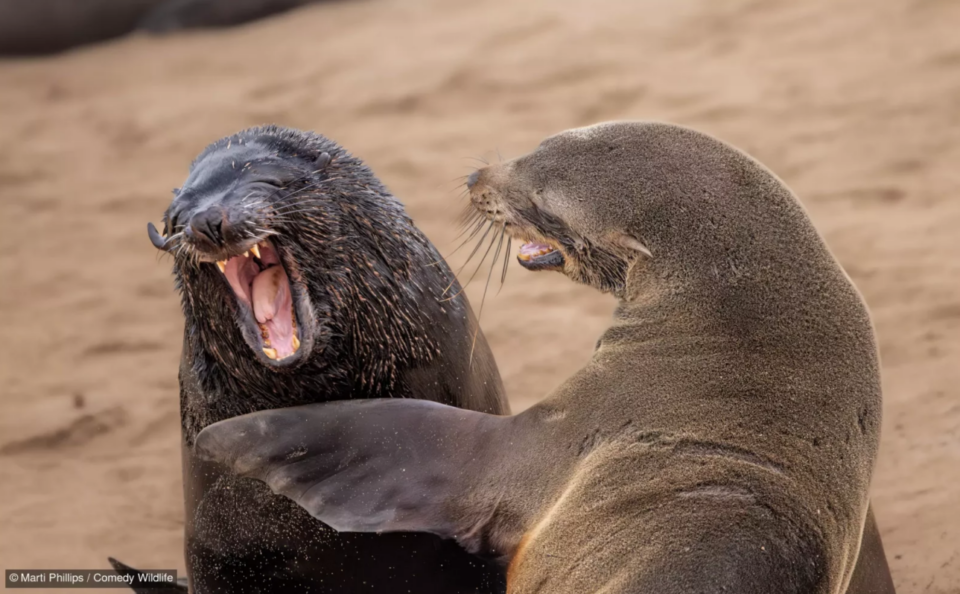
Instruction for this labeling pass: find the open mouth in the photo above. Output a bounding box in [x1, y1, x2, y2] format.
[214, 239, 301, 363]
[517, 242, 565, 271]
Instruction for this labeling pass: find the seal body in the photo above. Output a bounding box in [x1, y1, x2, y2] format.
[136, 126, 509, 593]
[0, 0, 326, 55]
[196, 122, 894, 594]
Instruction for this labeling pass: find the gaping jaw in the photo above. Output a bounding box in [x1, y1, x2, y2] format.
[516, 241, 565, 271]
[213, 239, 310, 366]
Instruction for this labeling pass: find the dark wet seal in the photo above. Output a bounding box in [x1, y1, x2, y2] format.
[0, 0, 333, 56]
[112, 125, 509, 594]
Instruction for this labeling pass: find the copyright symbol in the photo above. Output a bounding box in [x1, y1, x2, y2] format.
[9, 573, 18, 582]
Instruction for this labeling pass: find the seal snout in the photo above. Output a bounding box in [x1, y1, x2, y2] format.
[175, 199, 260, 259]
[152, 140, 324, 367]
[466, 169, 481, 189]
[187, 206, 230, 249]
[465, 166, 566, 273]
[154, 208, 310, 366]
[167, 204, 305, 364]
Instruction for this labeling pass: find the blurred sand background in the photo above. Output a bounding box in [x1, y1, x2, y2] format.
[1, 0, 958, 591]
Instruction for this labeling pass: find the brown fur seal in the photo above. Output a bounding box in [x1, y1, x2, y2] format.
[195, 122, 896, 593]
[113, 125, 508, 593]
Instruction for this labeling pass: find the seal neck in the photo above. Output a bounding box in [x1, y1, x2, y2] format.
[603, 288, 716, 354]
[608, 229, 871, 369]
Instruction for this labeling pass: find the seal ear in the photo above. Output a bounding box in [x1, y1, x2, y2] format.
[611, 231, 652, 257]
[194, 399, 504, 544]
[147, 222, 172, 252]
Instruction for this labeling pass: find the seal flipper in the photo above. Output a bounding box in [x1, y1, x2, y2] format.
[845, 506, 897, 594]
[195, 399, 514, 554]
[107, 557, 189, 594]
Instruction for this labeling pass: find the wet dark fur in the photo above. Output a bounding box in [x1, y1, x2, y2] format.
[126, 126, 508, 593]
[173, 126, 505, 440]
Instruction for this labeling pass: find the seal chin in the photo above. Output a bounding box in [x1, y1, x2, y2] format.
[517, 242, 565, 271]
[212, 238, 313, 367]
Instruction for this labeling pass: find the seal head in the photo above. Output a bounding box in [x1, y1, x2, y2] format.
[467, 123, 663, 294]
[153, 137, 335, 368]
[153, 126, 511, 439]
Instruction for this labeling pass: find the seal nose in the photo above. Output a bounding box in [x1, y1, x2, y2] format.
[466, 170, 481, 189]
[190, 208, 227, 247]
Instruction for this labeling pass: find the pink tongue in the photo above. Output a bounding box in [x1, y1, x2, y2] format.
[224, 256, 260, 304]
[252, 265, 296, 359]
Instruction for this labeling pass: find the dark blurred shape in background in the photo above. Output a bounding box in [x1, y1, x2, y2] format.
[0, 0, 331, 56]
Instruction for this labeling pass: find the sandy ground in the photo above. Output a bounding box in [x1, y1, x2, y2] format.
[0, 0, 958, 591]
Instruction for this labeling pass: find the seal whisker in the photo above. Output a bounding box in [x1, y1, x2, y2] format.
[458, 220, 495, 269]
[266, 210, 319, 221]
[444, 176, 471, 192]
[469, 224, 505, 363]
[265, 202, 323, 216]
[271, 189, 323, 204]
[454, 214, 485, 240]
[466, 223, 501, 280]
[448, 225, 486, 256]
[442, 220, 495, 295]
[268, 199, 323, 214]
[443, 222, 500, 302]
[498, 236, 512, 294]
[267, 209, 322, 220]
[457, 200, 478, 217]
[154, 249, 173, 264]
[267, 202, 324, 217]
[457, 203, 482, 224]
[266, 180, 332, 208]
[424, 218, 487, 268]
[455, 216, 481, 236]
[263, 202, 324, 216]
